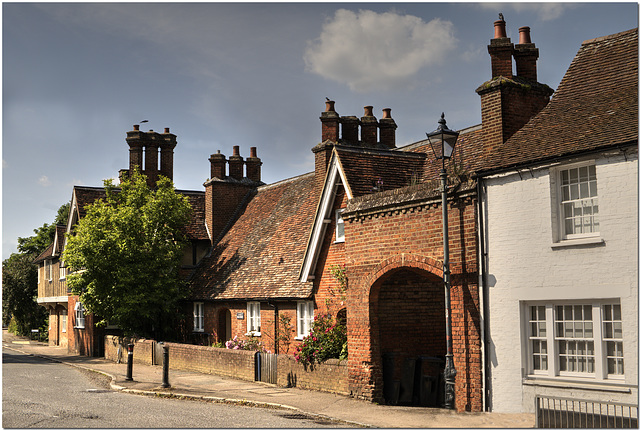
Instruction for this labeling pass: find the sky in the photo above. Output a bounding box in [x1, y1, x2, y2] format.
[3, 2, 638, 259]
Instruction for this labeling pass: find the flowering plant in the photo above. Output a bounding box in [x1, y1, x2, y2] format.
[294, 313, 347, 369]
[225, 335, 269, 353]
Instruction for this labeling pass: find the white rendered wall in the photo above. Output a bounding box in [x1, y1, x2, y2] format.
[484, 151, 638, 413]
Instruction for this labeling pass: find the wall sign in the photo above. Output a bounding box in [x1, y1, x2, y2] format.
[236, 312, 244, 320]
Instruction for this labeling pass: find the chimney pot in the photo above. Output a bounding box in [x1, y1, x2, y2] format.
[250, 147, 257, 158]
[325, 100, 336, 112]
[494, 19, 507, 39]
[233, 145, 240, 156]
[382, 108, 392, 119]
[133, 124, 140, 131]
[164, 127, 170, 134]
[364, 105, 374, 117]
[519, 26, 532, 44]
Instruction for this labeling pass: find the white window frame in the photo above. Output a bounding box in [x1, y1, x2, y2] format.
[296, 301, 314, 340]
[59, 263, 66, 281]
[45, 259, 52, 281]
[524, 300, 624, 381]
[193, 302, 204, 332]
[74, 302, 85, 329]
[335, 208, 345, 243]
[554, 161, 599, 241]
[61, 310, 67, 333]
[247, 302, 261, 336]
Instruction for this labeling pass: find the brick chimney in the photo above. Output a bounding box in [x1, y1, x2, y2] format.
[476, 17, 553, 156]
[340, 116, 360, 145]
[209, 151, 226, 179]
[125, 125, 176, 188]
[245, 147, 262, 183]
[514, 26, 539, 82]
[321, 99, 340, 142]
[159, 127, 177, 181]
[378, 108, 397, 149]
[360, 106, 378, 146]
[228, 146, 244, 180]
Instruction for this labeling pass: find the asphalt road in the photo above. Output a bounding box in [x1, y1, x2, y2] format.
[2, 348, 351, 428]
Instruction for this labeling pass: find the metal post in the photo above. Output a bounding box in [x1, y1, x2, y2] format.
[161, 344, 170, 388]
[441, 166, 457, 410]
[125, 343, 134, 381]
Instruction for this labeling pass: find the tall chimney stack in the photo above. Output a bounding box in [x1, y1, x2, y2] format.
[228, 145, 244, 180]
[209, 151, 226, 179]
[360, 106, 378, 146]
[245, 146, 262, 183]
[378, 108, 397, 149]
[514, 26, 539, 82]
[488, 15, 513, 78]
[321, 99, 340, 143]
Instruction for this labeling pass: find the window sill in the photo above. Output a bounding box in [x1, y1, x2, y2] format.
[551, 236, 604, 249]
[245, 332, 261, 337]
[333, 239, 345, 244]
[523, 376, 633, 393]
[294, 335, 308, 341]
[193, 330, 205, 333]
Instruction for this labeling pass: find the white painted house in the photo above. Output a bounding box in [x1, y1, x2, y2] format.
[477, 28, 638, 413]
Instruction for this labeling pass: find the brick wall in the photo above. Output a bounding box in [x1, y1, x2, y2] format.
[104, 335, 348, 392]
[342, 191, 482, 412]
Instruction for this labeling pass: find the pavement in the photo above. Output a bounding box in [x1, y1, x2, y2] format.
[2, 330, 534, 428]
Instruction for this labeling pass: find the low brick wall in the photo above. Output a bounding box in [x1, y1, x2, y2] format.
[277, 355, 349, 395]
[104, 336, 349, 394]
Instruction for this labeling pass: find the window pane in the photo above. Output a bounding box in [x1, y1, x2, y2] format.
[613, 304, 621, 320]
[585, 322, 593, 337]
[584, 305, 592, 320]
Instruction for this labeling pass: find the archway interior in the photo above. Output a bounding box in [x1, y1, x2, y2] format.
[376, 268, 446, 407]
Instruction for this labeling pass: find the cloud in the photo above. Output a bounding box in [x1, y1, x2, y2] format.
[38, 176, 52, 187]
[304, 9, 457, 93]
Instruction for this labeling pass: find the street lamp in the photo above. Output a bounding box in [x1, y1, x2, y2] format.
[426, 112, 459, 410]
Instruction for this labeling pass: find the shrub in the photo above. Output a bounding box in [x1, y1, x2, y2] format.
[225, 335, 270, 353]
[294, 314, 347, 369]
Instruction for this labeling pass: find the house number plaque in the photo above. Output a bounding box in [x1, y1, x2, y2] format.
[236, 312, 244, 320]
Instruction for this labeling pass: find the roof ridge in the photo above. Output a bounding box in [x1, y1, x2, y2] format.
[257, 171, 314, 191]
[582, 27, 637, 45]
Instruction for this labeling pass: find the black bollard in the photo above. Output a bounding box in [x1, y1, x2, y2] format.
[125, 343, 134, 381]
[161, 344, 170, 388]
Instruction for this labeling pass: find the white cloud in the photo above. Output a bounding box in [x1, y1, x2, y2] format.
[304, 9, 457, 93]
[38, 175, 52, 187]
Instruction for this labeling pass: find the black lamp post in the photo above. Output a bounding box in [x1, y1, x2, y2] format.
[426, 112, 459, 410]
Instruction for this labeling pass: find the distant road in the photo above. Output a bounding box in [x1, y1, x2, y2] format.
[2, 348, 344, 428]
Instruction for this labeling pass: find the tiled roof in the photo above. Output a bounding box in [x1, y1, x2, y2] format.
[33, 241, 54, 264]
[479, 28, 638, 173]
[189, 173, 316, 300]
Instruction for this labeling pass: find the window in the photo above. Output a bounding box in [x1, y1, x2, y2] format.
[297, 301, 314, 339]
[525, 301, 624, 380]
[335, 209, 345, 242]
[45, 259, 52, 281]
[558, 164, 599, 239]
[38, 263, 41, 284]
[61, 310, 67, 333]
[74, 302, 85, 329]
[247, 302, 261, 335]
[59, 263, 66, 280]
[193, 302, 204, 332]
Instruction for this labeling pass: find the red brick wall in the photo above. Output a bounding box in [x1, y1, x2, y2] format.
[204, 182, 253, 244]
[67, 295, 102, 357]
[277, 355, 349, 395]
[342, 193, 481, 412]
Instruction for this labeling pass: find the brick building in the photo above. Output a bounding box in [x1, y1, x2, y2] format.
[35, 17, 637, 414]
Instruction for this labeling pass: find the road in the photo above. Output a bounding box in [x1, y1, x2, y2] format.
[2, 348, 350, 428]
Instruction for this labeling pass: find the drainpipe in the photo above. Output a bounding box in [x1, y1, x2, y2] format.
[476, 177, 492, 411]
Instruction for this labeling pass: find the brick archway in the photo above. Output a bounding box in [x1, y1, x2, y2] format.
[347, 253, 445, 403]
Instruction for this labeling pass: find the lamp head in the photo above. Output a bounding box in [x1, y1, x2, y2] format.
[427, 113, 459, 160]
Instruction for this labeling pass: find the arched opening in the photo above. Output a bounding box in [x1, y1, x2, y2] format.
[373, 267, 446, 407]
[218, 308, 232, 343]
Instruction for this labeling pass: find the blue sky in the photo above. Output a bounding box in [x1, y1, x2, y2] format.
[3, 2, 638, 258]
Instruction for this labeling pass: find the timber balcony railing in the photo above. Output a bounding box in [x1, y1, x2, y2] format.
[535, 395, 638, 428]
[37, 278, 68, 301]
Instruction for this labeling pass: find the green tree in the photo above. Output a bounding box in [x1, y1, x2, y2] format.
[63, 171, 192, 339]
[2, 253, 47, 334]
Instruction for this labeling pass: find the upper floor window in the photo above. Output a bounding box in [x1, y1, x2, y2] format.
[74, 302, 85, 329]
[296, 301, 314, 339]
[59, 264, 66, 281]
[335, 209, 345, 242]
[193, 302, 204, 332]
[247, 302, 261, 335]
[45, 259, 52, 281]
[558, 164, 599, 239]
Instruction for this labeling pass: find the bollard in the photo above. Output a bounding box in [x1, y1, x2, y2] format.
[125, 343, 134, 381]
[161, 344, 170, 388]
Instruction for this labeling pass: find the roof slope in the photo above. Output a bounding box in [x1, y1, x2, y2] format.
[190, 173, 316, 300]
[481, 28, 638, 172]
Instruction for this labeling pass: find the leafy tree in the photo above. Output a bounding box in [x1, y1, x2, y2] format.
[63, 171, 192, 339]
[2, 253, 47, 334]
[3, 202, 69, 333]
